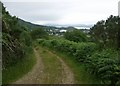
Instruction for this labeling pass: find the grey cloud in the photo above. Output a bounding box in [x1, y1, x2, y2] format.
[24, 14, 62, 21]
[3, 0, 119, 25]
[4, 2, 70, 22]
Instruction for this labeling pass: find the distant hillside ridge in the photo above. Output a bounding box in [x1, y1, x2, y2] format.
[18, 19, 47, 29]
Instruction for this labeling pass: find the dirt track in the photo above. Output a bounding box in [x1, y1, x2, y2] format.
[14, 47, 74, 84]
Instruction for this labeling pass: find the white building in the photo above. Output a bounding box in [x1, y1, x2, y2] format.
[118, 1, 120, 16]
[60, 30, 67, 33]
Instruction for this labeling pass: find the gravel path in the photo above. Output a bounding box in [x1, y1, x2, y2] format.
[14, 47, 74, 84]
[57, 56, 74, 84]
[14, 48, 44, 84]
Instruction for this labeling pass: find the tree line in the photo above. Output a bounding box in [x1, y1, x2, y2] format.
[2, 2, 48, 69]
[90, 15, 120, 49]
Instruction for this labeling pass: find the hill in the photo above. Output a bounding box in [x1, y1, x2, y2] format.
[18, 19, 47, 29]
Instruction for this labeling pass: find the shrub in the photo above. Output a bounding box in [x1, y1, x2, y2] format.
[74, 42, 97, 62]
[37, 39, 97, 62]
[37, 39, 120, 85]
[89, 50, 120, 85]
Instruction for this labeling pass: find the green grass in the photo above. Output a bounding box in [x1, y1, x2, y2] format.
[46, 48, 102, 84]
[2, 49, 36, 84]
[38, 47, 62, 84]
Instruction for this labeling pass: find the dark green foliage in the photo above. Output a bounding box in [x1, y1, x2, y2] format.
[74, 43, 96, 62]
[2, 47, 36, 84]
[2, 3, 32, 68]
[64, 29, 88, 42]
[38, 39, 120, 85]
[18, 19, 44, 30]
[39, 39, 96, 58]
[30, 28, 48, 40]
[38, 39, 97, 64]
[20, 31, 32, 46]
[90, 15, 120, 49]
[89, 16, 120, 85]
[88, 50, 120, 85]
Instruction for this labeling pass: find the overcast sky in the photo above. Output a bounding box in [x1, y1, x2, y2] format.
[2, 0, 120, 26]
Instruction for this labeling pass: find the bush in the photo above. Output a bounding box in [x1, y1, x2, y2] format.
[37, 39, 97, 63]
[88, 50, 120, 85]
[37, 39, 120, 85]
[64, 29, 88, 42]
[30, 28, 48, 40]
[74, 42, 97, 62]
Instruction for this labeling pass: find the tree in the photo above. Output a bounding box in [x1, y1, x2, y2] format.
[90, 15, 120, 49]
[30, 28, 48, 40]
[2, 3, 32, 68]
[64, 29, 88, 42]
[20, 31, 32, 46]
[117, 16, 120, 49]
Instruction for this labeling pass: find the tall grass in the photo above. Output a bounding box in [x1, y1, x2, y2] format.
[2, 48, 36, 84]
[47, 48, 101, 84]
[38, 47, 62, 84]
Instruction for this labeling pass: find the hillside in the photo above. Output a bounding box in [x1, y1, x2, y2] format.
[18, 19, 49, 30]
